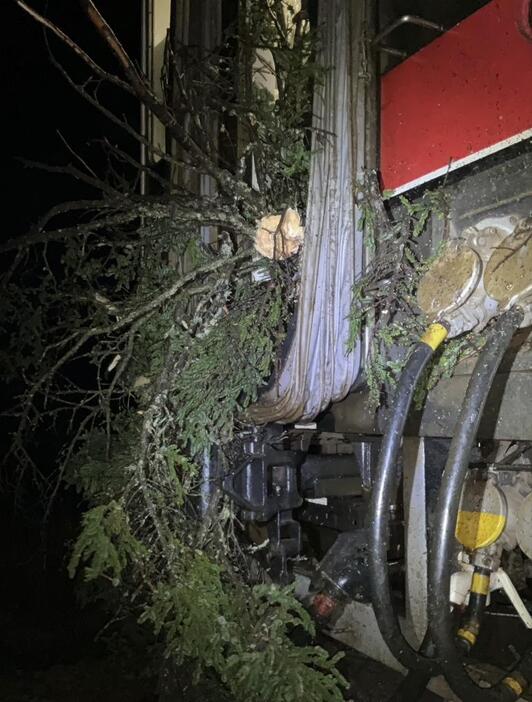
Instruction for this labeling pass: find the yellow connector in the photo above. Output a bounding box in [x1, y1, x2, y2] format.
[420, 322, 449, 351]
[502, 676, 524, 698]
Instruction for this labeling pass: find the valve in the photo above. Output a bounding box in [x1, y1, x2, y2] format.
[451, 465, 532, 631]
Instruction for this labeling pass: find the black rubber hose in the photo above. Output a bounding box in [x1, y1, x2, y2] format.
[389, 670, 433, 702]
[368, 329, 447, 675]
[456, 565, 490, 655]
[428, 306, 527, 702]
[388, 636, 436, 701]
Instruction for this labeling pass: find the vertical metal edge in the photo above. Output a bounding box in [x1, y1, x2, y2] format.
[403, 437, 429, 647]
[140, 0, 149, 195]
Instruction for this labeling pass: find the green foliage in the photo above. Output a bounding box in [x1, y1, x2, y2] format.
[65, 418, 140, 502]
[357, 193, 378, 252]
[161, 445, 198, 507]
[348, 185, 471, 405]
[240, 1, 324, 210]
[413, 333, 487, 409]
[225, 585, 347, 702]
[141, 555, 347, 702]
[2, 4, 348, 700]
[68, 501, 147, 584]
[140, 549, 230, 676]
[171, 276, 289, 453]
[349, 183, 487, 407]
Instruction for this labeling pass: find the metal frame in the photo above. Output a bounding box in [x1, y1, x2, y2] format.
[373, 14, 443, 57]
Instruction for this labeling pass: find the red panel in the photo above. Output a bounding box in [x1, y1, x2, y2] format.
[380, 0, 532, 195]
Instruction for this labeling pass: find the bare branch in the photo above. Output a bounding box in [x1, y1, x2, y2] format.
[1, 193, 254, 253]
[43, 407, 99, 524]
[20, 158, 124, 198]
[1, 208, 139, 253]
[82, 0, 144, 78]
[15, 0, 134, 95]
[105, 313, 153, 459]
[100, 138, 173, 193]
[56, 130, 99, 179]
[102, 248, 252, 336]
[19, 1, 263, 207]
[77, 1, 262, 205]
[11, 247, 252, 455]
[45, 41, 197, 178]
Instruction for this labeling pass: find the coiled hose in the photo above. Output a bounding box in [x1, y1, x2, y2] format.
[368, 322, 448, 675]
[428, 306, 532, 702]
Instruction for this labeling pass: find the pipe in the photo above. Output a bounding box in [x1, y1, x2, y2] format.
[388, 636, 436, 701]
[368, 322, 448, 674]
[428, 306, 530, 701]
[390, 672, 432, 702]
[373, 15, 444, 47]
[456, 565, 490, 654]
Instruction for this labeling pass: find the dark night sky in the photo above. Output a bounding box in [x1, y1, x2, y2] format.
[1, 0, 141, 473]
[2, 1, 141, 236]
[1, 0, 142, 669]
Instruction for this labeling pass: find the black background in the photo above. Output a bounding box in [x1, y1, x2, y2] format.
[1, 0, 142, 677]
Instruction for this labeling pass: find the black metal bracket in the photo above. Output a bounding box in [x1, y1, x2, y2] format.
[373, 15, 444, 58]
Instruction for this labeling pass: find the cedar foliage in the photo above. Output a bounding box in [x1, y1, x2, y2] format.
[348, 177, 486, 407]
[3, 2, 347, 700]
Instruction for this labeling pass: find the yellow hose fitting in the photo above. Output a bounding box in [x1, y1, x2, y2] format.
[502, 676, 525, 698]
[420, 322, 449, 351]
[471, 572, 490, 596]
[457, 627, 477, 647]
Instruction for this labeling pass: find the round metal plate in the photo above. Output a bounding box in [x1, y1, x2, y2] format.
[484, 224, 532, 307]
[417, 243, 481, 318]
